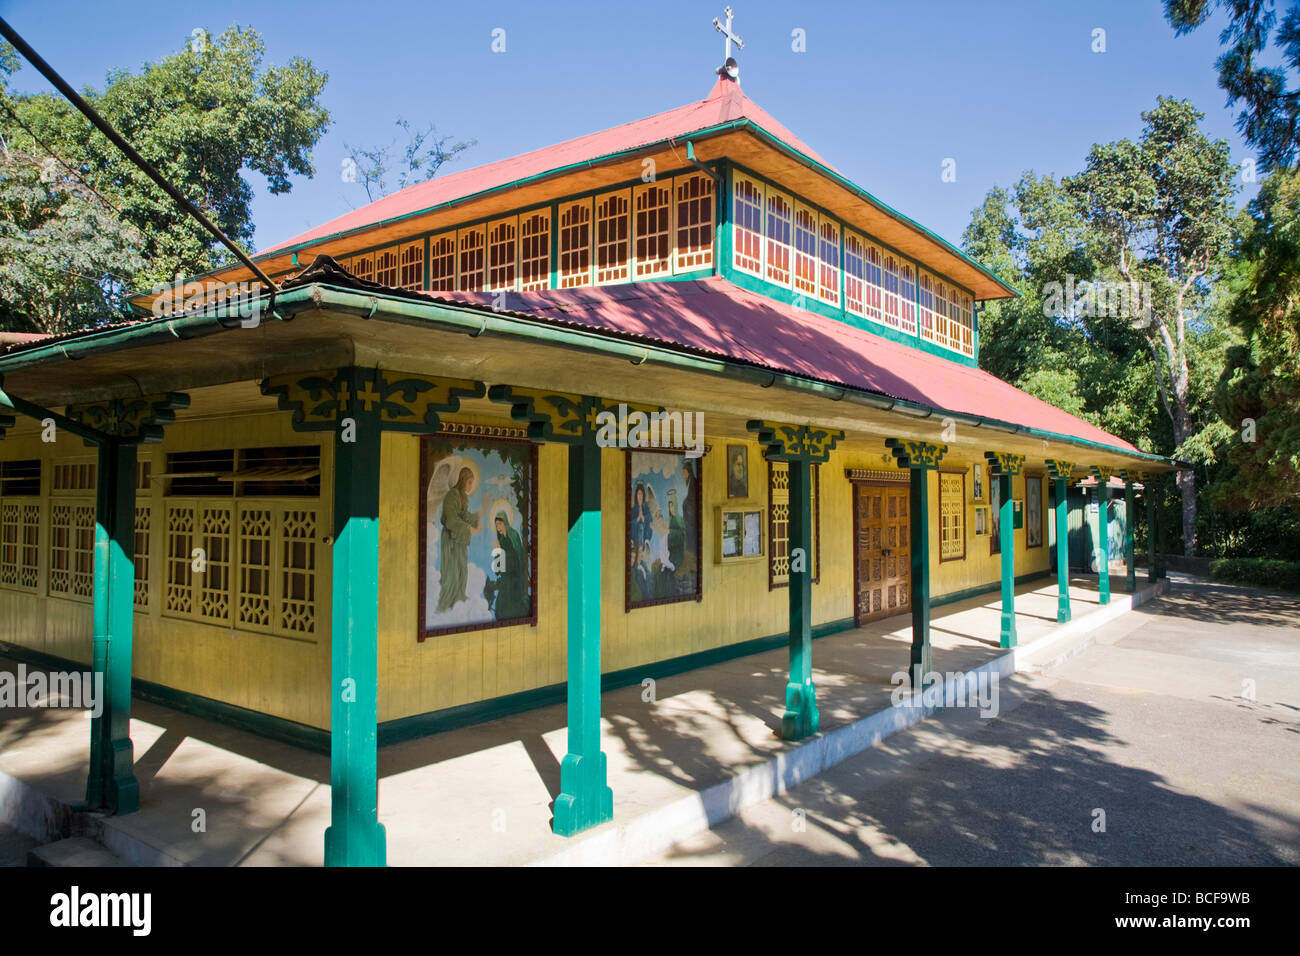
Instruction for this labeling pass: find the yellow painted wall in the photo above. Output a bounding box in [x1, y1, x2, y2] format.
[0, 410, 1053, 731]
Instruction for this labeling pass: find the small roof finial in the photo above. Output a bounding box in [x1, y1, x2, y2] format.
[712, 6, 743, 80]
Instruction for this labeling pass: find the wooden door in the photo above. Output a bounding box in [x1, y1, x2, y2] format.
[854, 483, 911, 624]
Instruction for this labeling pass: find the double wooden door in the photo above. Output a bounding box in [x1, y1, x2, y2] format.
[854, 482, 910, 623]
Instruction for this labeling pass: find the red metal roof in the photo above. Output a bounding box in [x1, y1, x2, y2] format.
[259, 78, 828, 257]
[425, 276, 1139, 454]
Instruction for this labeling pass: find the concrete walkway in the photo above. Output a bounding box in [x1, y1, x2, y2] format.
[640, 577, 1300, 865]
[0, 574, 1158, 866]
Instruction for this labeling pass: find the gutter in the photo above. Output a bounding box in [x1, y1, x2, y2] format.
[0, 284, 1178, 469]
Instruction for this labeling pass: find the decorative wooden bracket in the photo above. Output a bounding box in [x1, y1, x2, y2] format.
[486, 385, 662, 444]
[261, 367, 485, 433]
[65, 392, 191, 444]
[748, 420, 844, 463]
[1045, 459, 1076, 481]
[885, 438, 948, 470]
[984, 451, 1026, 477]
[1090, 465, 1115, 484]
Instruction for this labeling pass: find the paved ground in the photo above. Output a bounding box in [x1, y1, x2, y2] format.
[644, 579, 1300, 865]
[0, 574, 1130, 866]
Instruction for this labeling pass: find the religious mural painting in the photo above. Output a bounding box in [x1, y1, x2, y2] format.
[418, 433, 537, 639]
[626, 449, 702, 609]
[1026, 476, 1043, 548]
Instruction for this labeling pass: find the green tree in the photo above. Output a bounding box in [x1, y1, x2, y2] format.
[1065, 97, 1238, 554]
[1165, 0, 1300, 171]
[1213, 167, 1300, 508]
[0, 26, 329, 331]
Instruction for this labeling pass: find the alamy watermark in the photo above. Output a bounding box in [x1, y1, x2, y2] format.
[149, 275, 266, 327]
[0, 664, 103, 718]
[594, 403, 704, 459]
[1042, 276, 1154, 327]
[890, 668, 999, 719]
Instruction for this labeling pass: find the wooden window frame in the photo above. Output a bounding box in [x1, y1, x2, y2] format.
[457, 225, 487, 292]
[632, 182, 673, 280]
[732, 173, 764, 277]
[817, 218, 841, 307]
[767, 460, 821, 590]
[674, 172, 714, 273]
[428, 232, 457, 291]
[793, 203, 818, 297]
[558, 199, 593, 288]
[594, 189, 632, 285]
[938, 467, 967, 563]
[487, 216, 519, 292]
[764, 186, 793, 287]
[399, 240, 424, 291]
[519, 210, 551, 291]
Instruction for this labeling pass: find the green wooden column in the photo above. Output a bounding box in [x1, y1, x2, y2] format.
[886, 439, 947, 687]
[324, 369, 386, 867]
[488, 386, 663, 832]
[553, 432, 614, 835]
[1046, 460, 1076, 624]
[1122, 472, 1136, 594]
[1092, 467, 1113, 605]
[63, 392, 188, 815]
[265, 367, 485, 866]
[986, 452, 1025, 648]
[1154, 473, 1167, 580]
[751, 420, 843, 740]
[86, 439, 139, 813]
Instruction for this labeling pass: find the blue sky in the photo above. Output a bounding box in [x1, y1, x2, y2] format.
[2, 0, 1256, 253]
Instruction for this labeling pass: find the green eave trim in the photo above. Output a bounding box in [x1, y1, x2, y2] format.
[0, 283, 1181, 471]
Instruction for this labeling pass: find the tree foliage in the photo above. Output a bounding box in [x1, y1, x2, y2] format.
[1165, 0, 1300, 170]
[343, 119, 475, 203]
[0, 26, 330, 332]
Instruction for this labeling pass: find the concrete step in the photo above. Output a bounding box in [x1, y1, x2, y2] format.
[28, 836, 129, 867]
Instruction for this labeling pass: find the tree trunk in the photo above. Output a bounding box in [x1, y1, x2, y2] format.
[1177, 468, 1197, 557]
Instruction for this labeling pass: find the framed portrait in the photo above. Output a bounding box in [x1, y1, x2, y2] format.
[1026, 476, 1043, 547]
[418, 433, 537, 640]
[972, 463, 984, 501]
[726, 444, 748, 498]
[974, 505, 987, 535]
[627, 449, 702, 610]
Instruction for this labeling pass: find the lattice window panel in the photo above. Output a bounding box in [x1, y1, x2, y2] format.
[162, 499, 317, 637]
[196, 506, 233, 622]
[487, 218, 518, 291]
[0, 503, 20, 586]
[957, 292, 974, 356]
[844, 233, 865, 317]
[18, 503, 38, 589]
[428, 233, 456, 291]
[768, 462, 819, 587]
[559, 201, 592, 288]
[595, 191, 630, 284]
[458, 226, 486, 291]
[732, 175, 763, 276]
[133, 505, 150, 609]
[399, 242, 424, 291]
[898, 262, 917, 335]
[164, 504, 196, 614]
[519, 212, 551, 291]
[634, 184, 672, 279]
[49, 502, 95, 599]
[374, 248, 399, 287]
[674, 173, 713, 272]
[793, 206, 818, 297]
[279, 509, 317, 635]
[238, 506, 273, 628]
[765, 189, 792, 286]
[818, 218, 841, 307]
[939, 473, 965, 561]
[862, 241, 884, 321]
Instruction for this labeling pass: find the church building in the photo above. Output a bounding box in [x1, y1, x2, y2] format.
[0, 25, 1176, 865]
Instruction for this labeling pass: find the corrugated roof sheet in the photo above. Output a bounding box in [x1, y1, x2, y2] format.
[423, 276, 1139, 453]
[258, 77, 829, 257]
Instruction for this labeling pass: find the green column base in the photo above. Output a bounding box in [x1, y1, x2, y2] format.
[1098, 580, 1111, 605]
[1056, 601, 1071, 625]
[1000, 612, 1018, 649]
[324, 820, 387, 867]
[780, 679, 820, 740]
[553, 751, 613, 836]
[909, 641, 933, 690]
